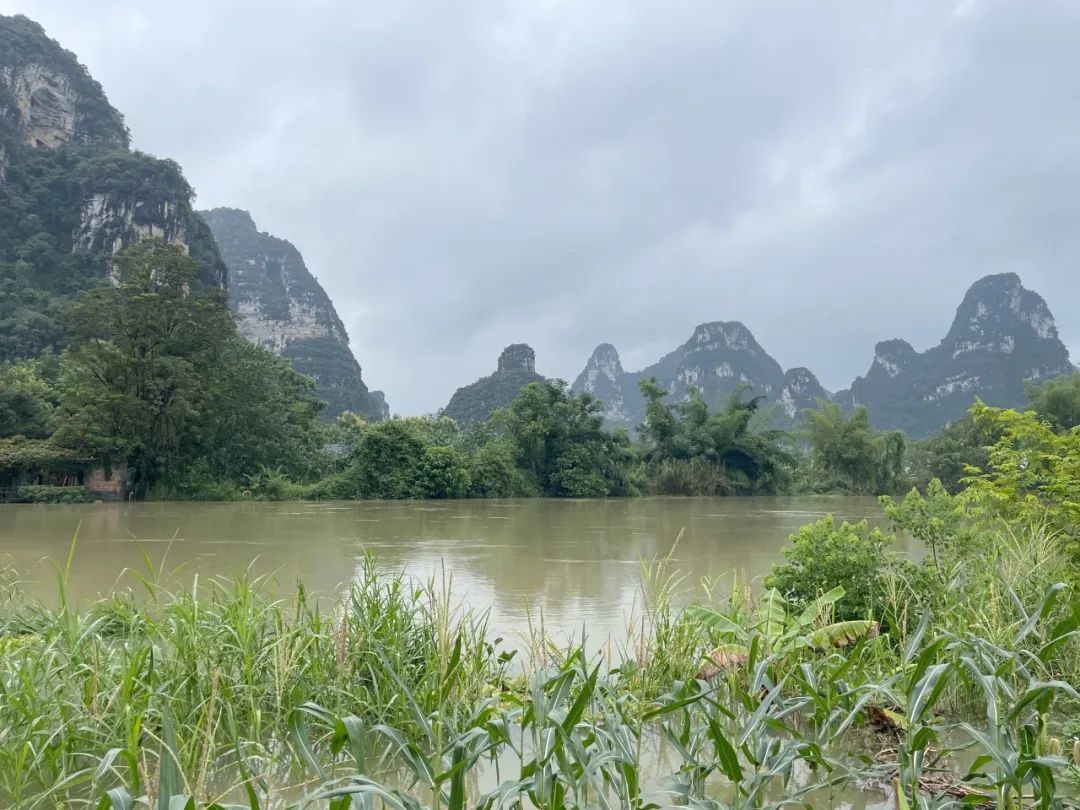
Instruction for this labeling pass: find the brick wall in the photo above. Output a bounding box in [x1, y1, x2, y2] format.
[87, 462, 126, 499]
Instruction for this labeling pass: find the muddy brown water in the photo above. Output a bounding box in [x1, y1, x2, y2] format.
[0, 495, 912, 651]
[0, 496, 926, 807]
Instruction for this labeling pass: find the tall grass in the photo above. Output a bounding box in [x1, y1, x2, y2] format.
[0, 544, 500, 807]
[0, 532, 1077, 808]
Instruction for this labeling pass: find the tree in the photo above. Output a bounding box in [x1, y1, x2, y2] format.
[638, 380, 793, 495]
[765, 516, 898, 622]
[498, 381, 636, 497]
[1026, 371, 1080, 433]
[802, 402, 905, 494]
[178, 337, 327, 487]
[54, 240, 234, 491]
[907, 414, 992, 493]
[964, 401, 1080, 557]
[0, 355, 59, 438]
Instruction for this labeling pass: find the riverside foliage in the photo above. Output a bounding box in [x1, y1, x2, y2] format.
[3, 240, 1080, 501]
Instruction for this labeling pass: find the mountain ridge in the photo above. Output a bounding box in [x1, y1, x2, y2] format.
[442, 344, 545, 424]
[572, 273, 1071, 438]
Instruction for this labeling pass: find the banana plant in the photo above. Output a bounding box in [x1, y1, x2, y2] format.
[686, 587, 879, 679]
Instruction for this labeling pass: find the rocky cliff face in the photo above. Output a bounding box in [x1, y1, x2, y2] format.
[0, 16, 128, 151]
[200, 208, 387, 421]
[834, 273, 1073, 437]
[442, 344, 546, 424]
[0, 14, 226, 362]
[572, 323, 825, 430]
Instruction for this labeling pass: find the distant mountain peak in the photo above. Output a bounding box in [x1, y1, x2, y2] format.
[0, 13, 128, 150]
[573, 343, 630, 422]
[689, 321, 758, 354]
[841, 273, 1071, 436]
[577, 343, 624, 382]
[945, 272, 1058, 347]
[777, 367, 828, 420]
[442, 343, 545, 424]
[872, 339, 917, 379]
[572, 321, 803, 429]
[497, 343, 536, 373]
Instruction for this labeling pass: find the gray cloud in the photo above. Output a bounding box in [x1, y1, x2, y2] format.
[3, 0, 1078, 412]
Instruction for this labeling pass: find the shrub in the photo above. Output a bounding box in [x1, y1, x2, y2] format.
[765, 515, 896, 621]
[14, 484, 94, 503]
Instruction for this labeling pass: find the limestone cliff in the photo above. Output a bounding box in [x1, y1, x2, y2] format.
[200, 208, 387, 421]
[834, 273, 1073, 437]
[0, 14, 226, 361]
[442, 344, 545, 424]
[572, 324, 825, 430]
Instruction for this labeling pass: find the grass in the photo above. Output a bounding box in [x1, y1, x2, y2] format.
[0, 530, 1077, 809]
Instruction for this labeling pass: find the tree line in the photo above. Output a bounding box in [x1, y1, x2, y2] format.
[3, 240, 1078, 501]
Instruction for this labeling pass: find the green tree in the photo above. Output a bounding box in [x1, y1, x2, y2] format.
[333, 416, 473, 500]
[0, 355, 59, 438]
[906, 414, 992, 494]
[964, 401, 1080, 557]
[1025, 371, 1080, 433]
[53, 240, 234, 491]
[177, 337, 327, 488]
[802, 402, 905, 494]
[638, 380, 793, 495]
[498, 381, 636, 497]
[765, 516, 898, 622]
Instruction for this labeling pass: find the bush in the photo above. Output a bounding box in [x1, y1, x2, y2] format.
[765, 515, 896, 622]
[415, 445, 470, 498]
[14, 485, 94, 503]
[466, 441, 537, 498]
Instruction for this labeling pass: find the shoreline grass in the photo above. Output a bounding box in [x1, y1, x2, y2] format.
[0, 529, 1077, 808]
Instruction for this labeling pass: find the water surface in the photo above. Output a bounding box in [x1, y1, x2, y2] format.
[0, 496, 909, 650]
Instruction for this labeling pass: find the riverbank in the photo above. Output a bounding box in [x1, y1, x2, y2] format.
[1, 513, 1077, 808]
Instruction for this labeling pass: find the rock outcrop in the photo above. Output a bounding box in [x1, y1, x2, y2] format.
[200, 208, 387, 421]
[572, 323, 825, 430]
[834, 273, 1073, 437]
[0, 15, 128, 150]
[0, 14, 227, 362]
[442, 344, 546, 424]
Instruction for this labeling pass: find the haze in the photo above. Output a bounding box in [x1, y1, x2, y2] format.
[3, 0, 1078, 413]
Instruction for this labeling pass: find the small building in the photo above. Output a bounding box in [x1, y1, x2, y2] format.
[0, 437, 126, 502]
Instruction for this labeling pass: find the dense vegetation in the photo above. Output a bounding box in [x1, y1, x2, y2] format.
[1, 241, 324, 498]
[1, 398, 1077, 807]
[0, 143, 227, 363]
[4, 237, 1080, 503]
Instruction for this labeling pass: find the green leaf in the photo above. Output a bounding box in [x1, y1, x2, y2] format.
[907, 663, 951, 724]
[685, 604, 747, 641]
[158, 702, 183, 810]
[794, 586, 845, 628]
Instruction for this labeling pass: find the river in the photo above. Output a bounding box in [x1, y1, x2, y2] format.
[0, 495, 911, 652]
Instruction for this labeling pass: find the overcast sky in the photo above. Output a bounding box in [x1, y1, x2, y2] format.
[4, 0, 1078, 413]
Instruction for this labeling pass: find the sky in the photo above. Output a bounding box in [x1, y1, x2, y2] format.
[3, 0, 1079, 414]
